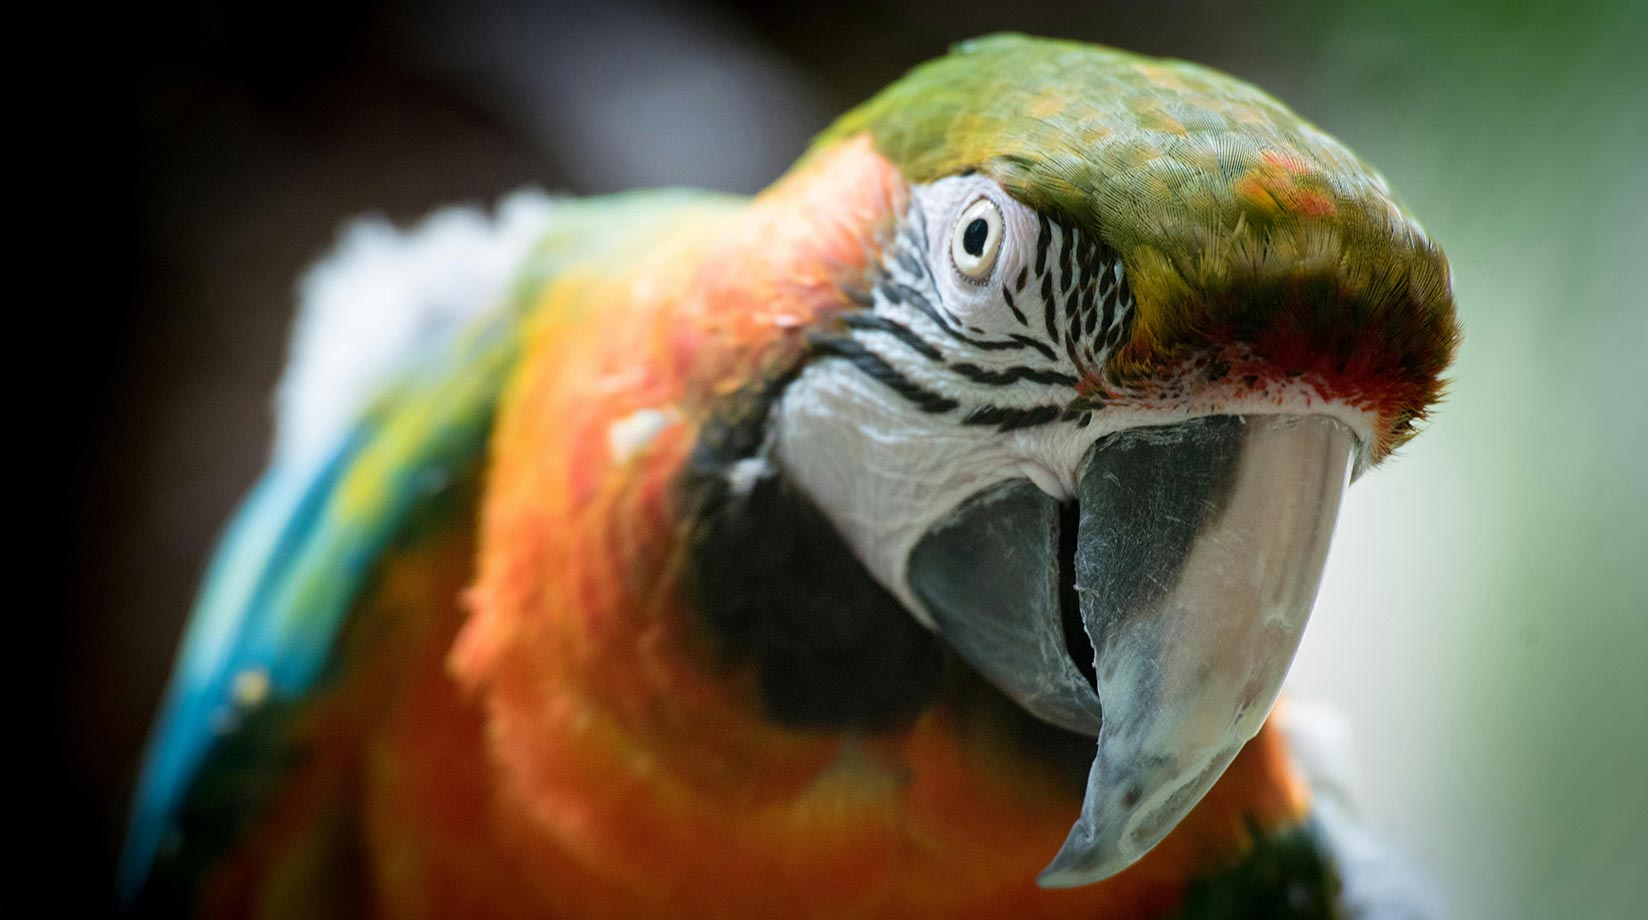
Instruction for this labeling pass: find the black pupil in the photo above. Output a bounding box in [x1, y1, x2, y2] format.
[962, 217, 989, 257]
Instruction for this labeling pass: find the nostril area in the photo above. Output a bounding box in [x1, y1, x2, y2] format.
[1059, 501, 1098, 690]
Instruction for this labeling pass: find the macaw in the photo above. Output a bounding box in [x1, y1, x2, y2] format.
[122, 34, 1458, 919]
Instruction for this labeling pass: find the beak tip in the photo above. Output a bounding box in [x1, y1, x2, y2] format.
[1035, 859, 1099, 890]
[1034, 868, 1083, 890]
[1034, 856, 1093, 890]
[1034, 818, 1143, 890]
[1034, 852, 1133, 891]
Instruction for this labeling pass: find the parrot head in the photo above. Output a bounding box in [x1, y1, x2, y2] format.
[671, 34, 1459, 892]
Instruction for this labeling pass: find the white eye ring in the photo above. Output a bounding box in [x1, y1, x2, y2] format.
[950, 197, 1003, 282]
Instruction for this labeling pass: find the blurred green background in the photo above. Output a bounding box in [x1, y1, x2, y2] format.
[62, 0, 1646, 916]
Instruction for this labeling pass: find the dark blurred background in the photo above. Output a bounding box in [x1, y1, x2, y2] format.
[56, 0, 1647, 916]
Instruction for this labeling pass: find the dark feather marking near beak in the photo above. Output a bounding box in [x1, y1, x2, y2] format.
[677, 370, 946, 731]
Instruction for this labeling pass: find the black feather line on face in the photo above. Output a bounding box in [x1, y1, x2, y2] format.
[1099, 281, 1117, 341]
[1065, 287, 1083, 344]
[949, 362, 1078, 388]
[844, 312, 944, 361]
[1009, 334, 1059, 361]
[1001, 285, 1028, 326]
[879, 277, 1048, 355]
[1035, 212, 1052, 277]
[809, 335, 959, 413]
[1058, 225, 1074, 294]
[963, 403, 1064, 432]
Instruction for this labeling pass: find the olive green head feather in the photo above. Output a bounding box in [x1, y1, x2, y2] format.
[815, 34, 1459, 455]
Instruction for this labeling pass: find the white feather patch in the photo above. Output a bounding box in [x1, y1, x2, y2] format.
[608, 408, 677, 465]
[274, 190, 557, 465]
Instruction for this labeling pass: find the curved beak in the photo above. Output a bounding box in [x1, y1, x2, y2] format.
[907, 414, 1352, 887]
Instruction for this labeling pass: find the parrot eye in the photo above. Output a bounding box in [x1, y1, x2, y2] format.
[950, 197, 1003, 282]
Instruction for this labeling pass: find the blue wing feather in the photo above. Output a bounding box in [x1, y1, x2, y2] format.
[118, 425, 375, 899]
